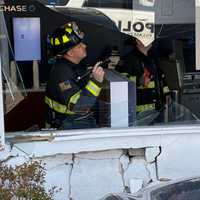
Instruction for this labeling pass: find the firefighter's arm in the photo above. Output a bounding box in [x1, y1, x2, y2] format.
[91, 63, 105, 83]
[58, 65, 105, 114]
[69, 65, 105, 114]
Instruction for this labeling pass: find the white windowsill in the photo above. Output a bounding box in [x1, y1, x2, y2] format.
[5, 124, 200, 157]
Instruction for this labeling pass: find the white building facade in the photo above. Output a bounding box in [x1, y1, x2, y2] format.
[1, 0, 200, 199]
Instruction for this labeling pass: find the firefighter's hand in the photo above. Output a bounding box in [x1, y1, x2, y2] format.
[91, 62, 105, 83]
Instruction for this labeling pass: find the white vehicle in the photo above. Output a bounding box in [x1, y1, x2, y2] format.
[41, 0, 195, 35]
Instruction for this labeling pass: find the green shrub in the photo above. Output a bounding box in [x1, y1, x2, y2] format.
[0, 160, 60, 200]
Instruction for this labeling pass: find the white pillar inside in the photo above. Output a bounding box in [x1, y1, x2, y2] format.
[33, 60, 40, 89]
[196, 0, 200, 70]
[0, 57, 5, 146]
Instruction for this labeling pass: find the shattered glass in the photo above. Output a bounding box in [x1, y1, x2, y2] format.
[0, 6, 27, 114]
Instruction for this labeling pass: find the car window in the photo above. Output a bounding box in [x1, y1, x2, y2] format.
[151, 179, 200, 200]
[83, 0, 132, 9]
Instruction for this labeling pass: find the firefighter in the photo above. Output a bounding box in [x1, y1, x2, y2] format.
[116, 38, 170, 115]
[45, 22, 105, 129]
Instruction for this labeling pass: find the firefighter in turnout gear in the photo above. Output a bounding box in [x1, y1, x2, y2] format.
[45, 22, 105, 129]
[116, 38, 170, 114]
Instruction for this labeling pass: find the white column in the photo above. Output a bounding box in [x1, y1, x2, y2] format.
[10, 60, 17, 86]
[33, 60, 40, 89]
[196, 0, 200, 70]
[0, 56, 5, 147]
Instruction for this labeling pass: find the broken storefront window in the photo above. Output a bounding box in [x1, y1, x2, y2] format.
[1, 0, 199, 133]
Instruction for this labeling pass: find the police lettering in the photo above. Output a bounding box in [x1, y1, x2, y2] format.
[133, 32, 153, 38]
[133, 22, 143, 32]
[133, 22, 154, 33]
[145, 23, 154, 33]
[118, 20, 130, 32]
[117, 20, 154, 33]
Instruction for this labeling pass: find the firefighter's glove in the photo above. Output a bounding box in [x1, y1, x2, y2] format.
[91, 61, 105, 83]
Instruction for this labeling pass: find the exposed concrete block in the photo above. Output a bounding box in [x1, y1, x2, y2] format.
[145, 147, 160, 163]
[41, 154, 73, 168]
[76, 149, 123, 159]
[43, 156, 72, 200]
[119, 154, 129, 172]
[124, 158, 151, 190]
[128, 148, 145, 157]
[146, 163, 157, 182]
[71, 157, 123, 200]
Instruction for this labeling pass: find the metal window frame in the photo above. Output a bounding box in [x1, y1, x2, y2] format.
[0, 56, 5, 147]
[0, 0, 200, 154]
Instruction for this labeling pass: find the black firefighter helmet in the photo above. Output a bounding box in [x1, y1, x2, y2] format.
[48, 22, 84, 57]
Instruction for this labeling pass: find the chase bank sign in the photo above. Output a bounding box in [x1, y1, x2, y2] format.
[0, 4, 36, 12]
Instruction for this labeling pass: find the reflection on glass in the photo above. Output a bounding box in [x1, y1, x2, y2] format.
[151, 178, 200, 200]
[1, 0, 200, 132]
[139, 0, 155, 7]
[136, 101, 199, 126]
[0, 12, 26, 115]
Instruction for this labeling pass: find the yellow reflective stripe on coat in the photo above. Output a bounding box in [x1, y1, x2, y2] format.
[163, 86, 170, 94]
[45, 96, 74, 115]
[121, 72, 129, 77]
[138, 81, 155, 89]
[148, 81, 155, 88]
[137, 103, 155, 113]
[85, 80, 101, 96]
[129, 75, 136, 82]
[68, 91, 81, 104]
[121, 73, 136, 83]
[121, 72, 130, 79]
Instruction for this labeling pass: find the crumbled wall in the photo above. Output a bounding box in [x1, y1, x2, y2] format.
[1, 146, 157, 200]
[41, 148, 157, 200]
[3, 138, 200, 200]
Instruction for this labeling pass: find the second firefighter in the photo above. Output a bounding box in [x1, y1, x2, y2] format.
[116, 38, 170, 115]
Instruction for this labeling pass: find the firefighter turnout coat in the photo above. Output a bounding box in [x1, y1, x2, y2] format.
[116, 49, 169, 113]
[45, 58, 102, 129]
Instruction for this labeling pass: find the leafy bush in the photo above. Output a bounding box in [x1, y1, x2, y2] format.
[0, 160, 60, 200]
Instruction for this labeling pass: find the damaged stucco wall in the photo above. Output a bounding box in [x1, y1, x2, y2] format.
[2, 126, 200, 200]
[0, 146, 161, 200]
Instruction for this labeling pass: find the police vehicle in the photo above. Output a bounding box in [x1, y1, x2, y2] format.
[41, 0, 194, 37]
[47, 0, 198, 120]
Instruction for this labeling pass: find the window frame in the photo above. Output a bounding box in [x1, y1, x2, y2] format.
[0, 56, 5, 147]
[0, 0, 200, 153]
